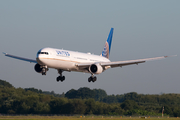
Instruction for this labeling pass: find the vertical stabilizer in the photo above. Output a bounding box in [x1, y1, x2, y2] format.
[101, 28, 114, 59]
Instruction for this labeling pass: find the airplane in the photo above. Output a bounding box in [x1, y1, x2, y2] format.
[3, 28, 176, 82]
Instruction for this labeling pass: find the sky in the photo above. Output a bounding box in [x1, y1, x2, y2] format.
[0, 0, 179, 95]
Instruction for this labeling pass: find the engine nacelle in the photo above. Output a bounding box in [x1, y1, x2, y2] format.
[34, 63, 42, 73]
[89, 64, 103, 74]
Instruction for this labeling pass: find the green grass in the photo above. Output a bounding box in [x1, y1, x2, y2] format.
[0, 116, 180, 120]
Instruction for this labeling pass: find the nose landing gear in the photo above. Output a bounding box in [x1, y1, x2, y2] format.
[42, 66, 48, 75]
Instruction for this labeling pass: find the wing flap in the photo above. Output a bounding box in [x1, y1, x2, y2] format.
[3, 53, 37, 63]
[102, 61, 146, 68]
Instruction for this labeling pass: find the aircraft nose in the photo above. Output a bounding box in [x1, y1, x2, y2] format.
[36, 51, 44, 64]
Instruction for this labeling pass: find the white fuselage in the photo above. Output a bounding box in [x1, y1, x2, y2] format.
[36, 47, 110, 72]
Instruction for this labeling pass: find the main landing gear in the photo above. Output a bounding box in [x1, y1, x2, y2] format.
[56, 70, 65, 82]
[55, 70, 97, 83]
[88, 74, 97, 82]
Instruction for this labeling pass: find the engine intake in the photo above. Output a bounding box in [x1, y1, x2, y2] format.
[34, 63, 42, 73]
[89, 64, 103, 74]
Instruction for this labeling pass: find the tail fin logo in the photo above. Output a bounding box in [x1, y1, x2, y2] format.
[102, 41, 109, 59]
[101, 28, 114, 59]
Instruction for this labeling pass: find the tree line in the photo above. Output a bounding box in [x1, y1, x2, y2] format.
[0, 79, 180, 116]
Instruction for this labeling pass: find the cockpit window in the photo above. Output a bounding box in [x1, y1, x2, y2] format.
[38, 52, 49, 55]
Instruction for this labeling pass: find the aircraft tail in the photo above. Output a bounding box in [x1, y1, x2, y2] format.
[101, 28, 114, 59]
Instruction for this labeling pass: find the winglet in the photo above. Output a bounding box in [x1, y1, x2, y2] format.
[2, 52, 7, 55]
[101, 28, 114, 59]
[164, 55, 177, 58]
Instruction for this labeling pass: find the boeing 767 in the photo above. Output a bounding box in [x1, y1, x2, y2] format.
[3, 28, 175, 82]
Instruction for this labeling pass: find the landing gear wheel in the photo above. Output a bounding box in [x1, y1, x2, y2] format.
[88, 76, 97, 82]
[88, 77, 92, 82]
[56, 69, 65, 82]
[56, 76, 65, 82]
[42, 72, 46, 75]
[62, 76, 65, 81]
[92, 76, 97, 82]
[42, 67, 47, 75]
[56, 77, 60, 82]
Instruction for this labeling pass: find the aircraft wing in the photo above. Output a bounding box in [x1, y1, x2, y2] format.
[76, 55, 176, 69]
[3, 53, 37, 63]
[100, 55, 176, 68]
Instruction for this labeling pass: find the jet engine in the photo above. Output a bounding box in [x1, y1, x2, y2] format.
[34, 63, 42, 73]
[89, 64, 103, 74]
